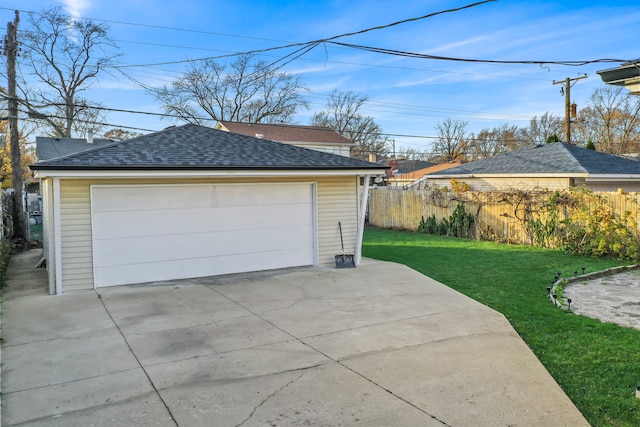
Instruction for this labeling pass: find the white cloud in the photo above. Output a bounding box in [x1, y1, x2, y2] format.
[61, 0, 91, 18]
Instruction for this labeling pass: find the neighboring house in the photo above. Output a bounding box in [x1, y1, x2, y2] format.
[390, 161, 462, 188]
[597, 60, 640, 95]
[27, 136, 118, 221]
[216, 121, 354, 157]
[35, 136, 117, 161]
[31, 124, 385, 294]
[424, 142, 640, 192]
[385, 159, 434, 175]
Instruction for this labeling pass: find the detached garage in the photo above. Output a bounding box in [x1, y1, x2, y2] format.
[31, 124, 384, 294]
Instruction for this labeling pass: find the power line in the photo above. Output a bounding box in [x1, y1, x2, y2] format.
[13, 6, 618, 84]
[328, 41, 628, 67]
[18, 109, 158, 133]
[2, 6, 294, 45]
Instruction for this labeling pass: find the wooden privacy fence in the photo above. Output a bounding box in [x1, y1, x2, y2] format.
[367, 186, 640, 247]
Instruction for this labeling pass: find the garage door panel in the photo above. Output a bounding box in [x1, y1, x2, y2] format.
[92, 185, 214, 212]
[94, 225, 313, 266]
[92, 183, 316, 287]
[94, 247, 315, 288]
[93, 202, 313, 240]
[93, 184, 311, 213]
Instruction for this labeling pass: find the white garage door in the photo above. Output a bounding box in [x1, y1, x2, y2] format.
[91, 183, 315, 287]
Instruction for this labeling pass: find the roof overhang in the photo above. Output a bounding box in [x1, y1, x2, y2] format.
[284, 140, 356, 147]
[32, 168, 387, 179]
[584, 175, 640, 182]
[426, 173, 590, 179]
[597, 61, 640, 95]
[424, 173, 640, 182]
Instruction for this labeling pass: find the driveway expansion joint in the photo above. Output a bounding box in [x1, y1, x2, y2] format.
[209, 285, 452, 426]
[2, 366, 142, 395]
[297, 308, 463, 340]
[97, 290, 179, 427]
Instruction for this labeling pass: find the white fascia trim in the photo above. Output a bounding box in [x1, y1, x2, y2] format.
[584, 175, 640, 182]
[53, 177, 63, 295]
[429, 173, 589, 179]
[355, 174, 370, 264]
[34, 169, 387, 179]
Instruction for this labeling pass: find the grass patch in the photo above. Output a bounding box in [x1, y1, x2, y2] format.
[363, 227, 640, 427]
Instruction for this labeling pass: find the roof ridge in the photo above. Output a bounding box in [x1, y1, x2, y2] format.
[31, 124, 382, 171]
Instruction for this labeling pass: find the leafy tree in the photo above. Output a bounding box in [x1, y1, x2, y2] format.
[585, 140, 596, 150]
[17, 7, 118, 137]
[153, 53, 308, 125]
[431, 118, 469, 161]
[0, 121, 33, 189]
[546, 133, 560, 143]
[311, 90, 388, 160]
[0, 144, 35, 190]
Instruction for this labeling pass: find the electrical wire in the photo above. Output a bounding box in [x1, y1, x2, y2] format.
[17, 109, 158, 133]
[327, 41, 628, 66]
[7, 2, 629, 144]
[1, 6, 294, 45]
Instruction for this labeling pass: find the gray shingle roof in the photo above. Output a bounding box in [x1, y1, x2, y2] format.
[430, 143, 640, 176]
[31, 124, 381, 171]
[36, 137, 117, 161]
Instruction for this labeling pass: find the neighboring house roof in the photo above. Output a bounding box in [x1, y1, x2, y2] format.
[383, 159, 435, 174]
[428, 143, 640, 177]
[394, 161, 463, 181]
[597, 60, 640, 95]
[399, 160, 434, 174]
[393, 161, 463, 188]
[216, 121, 354, 145]
[31, 124, 381, 172]
[35, 136, 116, 161]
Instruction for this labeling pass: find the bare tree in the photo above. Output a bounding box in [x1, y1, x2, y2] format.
[103, 128, 142, 140]
[311, 90, 388, 160]
[18, 7, 118, 137]
[153, 53, 308, 125]
[396, 146, 430, 161]
[432, 118, 469, 162]
[519, 112, 563, 145]
[574, 87, 640, 154]
[469, 124, 522, 160]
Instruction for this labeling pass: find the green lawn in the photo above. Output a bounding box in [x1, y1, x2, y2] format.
[363, 227, 640, 427]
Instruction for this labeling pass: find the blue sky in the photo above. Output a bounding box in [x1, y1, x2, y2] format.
[3, 0, 639, 154]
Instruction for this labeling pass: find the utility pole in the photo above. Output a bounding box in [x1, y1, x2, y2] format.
[553, 75, 587, 143]
[4, 10, 28, 242]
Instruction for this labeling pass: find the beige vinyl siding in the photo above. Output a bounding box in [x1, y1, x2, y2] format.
[60, 180, 93, 291]
[426, 176, 572, 191]
[57, 175, 359, 291]
[316, 176, 359, 266]
[573, 178, 640, 193]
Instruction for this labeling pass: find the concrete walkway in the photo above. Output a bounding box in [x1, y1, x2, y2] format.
[1, 249, 589, 426]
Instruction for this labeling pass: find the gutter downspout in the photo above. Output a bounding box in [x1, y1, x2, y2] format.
[355, 174, 371, 264]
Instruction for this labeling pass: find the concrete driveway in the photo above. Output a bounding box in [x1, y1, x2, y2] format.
[2, 250, 588, 426]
